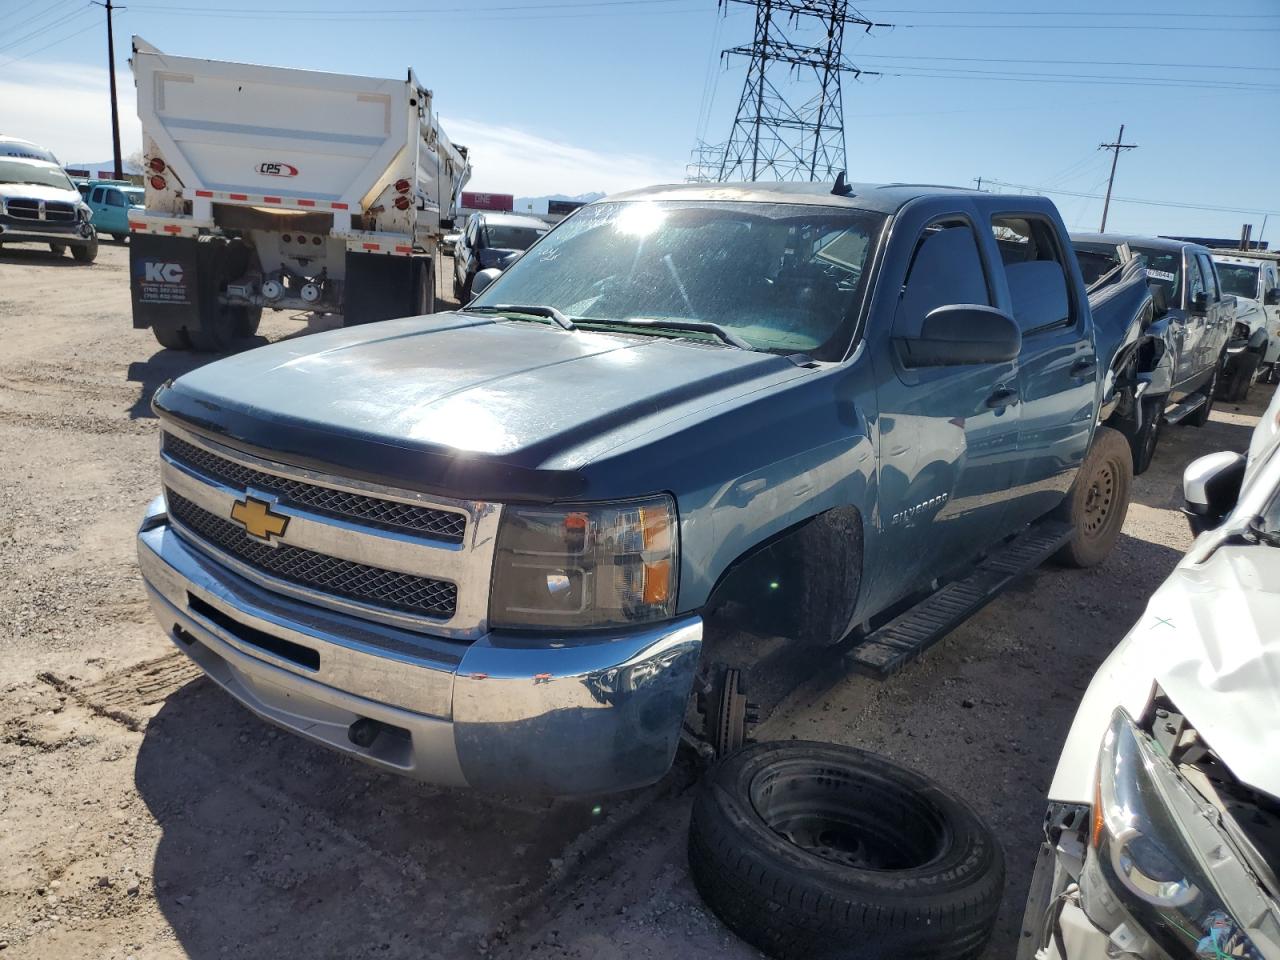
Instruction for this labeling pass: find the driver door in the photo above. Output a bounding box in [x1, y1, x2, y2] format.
[871, 213, 1022, 597]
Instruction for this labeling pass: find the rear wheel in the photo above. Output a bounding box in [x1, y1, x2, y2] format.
[689, 741, 1005, 960]
[1054, 425, 1132, 569]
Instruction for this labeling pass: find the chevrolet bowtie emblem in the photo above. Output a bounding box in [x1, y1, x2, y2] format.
[230, 496, 290, 541]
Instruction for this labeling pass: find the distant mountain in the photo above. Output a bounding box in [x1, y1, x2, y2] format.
[513, 192, 605, 214]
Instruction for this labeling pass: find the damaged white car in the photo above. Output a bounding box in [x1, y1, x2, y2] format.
[1018, 386, 1280, 960]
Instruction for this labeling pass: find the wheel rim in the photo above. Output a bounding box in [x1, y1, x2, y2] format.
[748, 761, 951, 871]
[1082, 458, 1118, 539]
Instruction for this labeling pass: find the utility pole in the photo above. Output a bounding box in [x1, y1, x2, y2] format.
[93, 0, 124, 180]
[973, 176, 983, 191]
[1098, 124, 1137, 233]
[713, 0, 891, 183]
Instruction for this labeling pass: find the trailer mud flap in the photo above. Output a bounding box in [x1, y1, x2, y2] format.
[343, 251, 433, 326]
[130, 234, 201, 329]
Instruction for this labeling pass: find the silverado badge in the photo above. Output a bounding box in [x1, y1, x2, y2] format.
[230, 496, 289, 542]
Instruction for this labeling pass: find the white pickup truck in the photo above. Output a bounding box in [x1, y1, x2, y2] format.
[128, 38, 470, 351]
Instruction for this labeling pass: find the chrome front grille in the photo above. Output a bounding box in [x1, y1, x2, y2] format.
[5, 199, 76, 222]
[166, 491, 458, 618]
[162, 433, 466, 542]
[157, 424, 501, 638]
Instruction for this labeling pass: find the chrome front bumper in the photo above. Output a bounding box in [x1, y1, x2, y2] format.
[137, 497, 703, 795]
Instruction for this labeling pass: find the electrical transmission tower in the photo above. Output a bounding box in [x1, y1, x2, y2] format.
[686, 140, 728, 183]
[714, 0, 888, 183]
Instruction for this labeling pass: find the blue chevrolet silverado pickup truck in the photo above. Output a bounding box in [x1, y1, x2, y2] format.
[137, 181, 1152, 794]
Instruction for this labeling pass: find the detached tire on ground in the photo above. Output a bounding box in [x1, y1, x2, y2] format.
[688, 741, 1005, 960]
[1054, 424, 1132, 568]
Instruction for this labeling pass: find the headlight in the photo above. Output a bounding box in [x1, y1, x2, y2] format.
[1093, 709, 1269, 958]
[490, 495, 678, 629]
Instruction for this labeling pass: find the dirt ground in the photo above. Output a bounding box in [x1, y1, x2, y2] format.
[0, 240, 1272, 960]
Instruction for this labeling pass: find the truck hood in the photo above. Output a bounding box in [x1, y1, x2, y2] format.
[0, 182, 82, 204]
[1050, 544, 1280, 803]
[1234, 296, 1266, 334]
[155, 311, 803, 500]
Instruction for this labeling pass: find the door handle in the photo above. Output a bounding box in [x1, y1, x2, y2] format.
[985, 387, 1019, 409]
[1070, 358, 1097, 379]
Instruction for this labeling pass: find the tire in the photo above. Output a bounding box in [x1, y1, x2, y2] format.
[1186, 355, 1221, 427]
[234, 306, 263, 338]
[187, 237, 239, 352]
[1128, 395, 1163, 475]
[111, 233, 128, 243]
[151, 324, 192, 350]
[49, 243, 66, 257]
[688, 741, 1005, 960]
[71, 235, 98, 263]
[1053, 425, 1132, 569]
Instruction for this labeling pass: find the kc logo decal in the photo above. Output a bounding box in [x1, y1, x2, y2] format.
[144, 262, 184, 283]
[257, 161, 299, 177]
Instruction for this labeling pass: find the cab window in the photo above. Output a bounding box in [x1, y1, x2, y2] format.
[990, 215, 1072, 333]
[106, 189, 125, 208]
[1186, 255, 1206, 305]
[893, 218, 990, 339]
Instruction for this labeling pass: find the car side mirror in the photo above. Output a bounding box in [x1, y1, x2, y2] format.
[470, 267, 502, 298]
[1266, 288, 1280, 306]
[1190, 291, 1209, 314]
[896, 304, 1021, 367]
[1182, 451, 1246, 535]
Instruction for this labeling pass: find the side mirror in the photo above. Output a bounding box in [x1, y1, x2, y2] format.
[470, 267, 502, 299]
[1190, 291, 1209, 314]
[896, 304, 1021, 367]
[1182, 451, 1246, 535]
[1265, 288, 1280, 306]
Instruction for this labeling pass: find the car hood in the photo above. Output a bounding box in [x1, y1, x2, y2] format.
[155, 311, 803, 500]
[1050, 543, 1280, 802]
[0, 181, 81, 203]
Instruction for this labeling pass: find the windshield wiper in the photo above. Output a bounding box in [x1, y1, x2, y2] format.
[464, 303, 576, 331]
[585, 317, 752, 350]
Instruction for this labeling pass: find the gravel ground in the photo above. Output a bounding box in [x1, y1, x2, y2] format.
[0, 240, 1271, 959]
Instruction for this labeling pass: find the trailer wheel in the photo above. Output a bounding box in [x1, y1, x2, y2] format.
[71, 235, 98, 264]
[151, 324, 192, 350]
[188, 238, 253, 352]
[1054, 425, 1132, 569]
[689, 741, 1004, 960]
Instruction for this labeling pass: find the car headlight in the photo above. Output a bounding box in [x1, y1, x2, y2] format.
[1092, 709, 1269, 957]
[490, 495, 678, 629]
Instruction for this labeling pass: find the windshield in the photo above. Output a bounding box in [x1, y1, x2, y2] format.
[483, 223, 546, 250]
[0, 159, 74, 192]
[1216, 263, 1260, 300]
[471, 199, 884, 359]
[1130, 245, 1182, 301]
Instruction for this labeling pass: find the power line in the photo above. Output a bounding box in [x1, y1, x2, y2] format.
[878, 68, 1280, 93]
[856, 7, 1280, 17]
[0, 0, 88, 56]
[891, 22, 1280, 31]
[0, 17, 97, 67]
[981, 179, 1280, 218]
[854, 53, 1280, 73]
[0, 0, 84, 38]
[871, 63, 1280, 91]
[128, 0, 698, 12]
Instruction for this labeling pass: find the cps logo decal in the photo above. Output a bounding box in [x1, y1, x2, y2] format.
[257, 162, 299, 177]
[144, 262, 184, 283]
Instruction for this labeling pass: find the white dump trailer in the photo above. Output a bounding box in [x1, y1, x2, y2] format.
[128, 37, 470, 351]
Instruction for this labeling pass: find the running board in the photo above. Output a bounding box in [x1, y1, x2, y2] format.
[845, 520, 1075, 679]
[1163, 394, 1207, 425]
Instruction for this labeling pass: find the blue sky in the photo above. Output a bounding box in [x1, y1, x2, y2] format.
[2, 0, 1277, 240]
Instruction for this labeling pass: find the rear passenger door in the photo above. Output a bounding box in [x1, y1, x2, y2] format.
[988, 214, 1096, 526]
